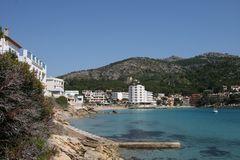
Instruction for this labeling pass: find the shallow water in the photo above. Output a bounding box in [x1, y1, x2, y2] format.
[70, 108, 240, 160]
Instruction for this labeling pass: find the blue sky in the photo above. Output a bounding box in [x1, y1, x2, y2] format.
[1, 0, 240, 76]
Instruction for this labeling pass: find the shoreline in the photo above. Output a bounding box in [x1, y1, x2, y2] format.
[50, 105, 183, 159]
[49, 107, 123, 160]
[92, 105, 195, 111]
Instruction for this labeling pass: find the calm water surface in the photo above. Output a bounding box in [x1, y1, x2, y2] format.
[70, 108, 240, 160]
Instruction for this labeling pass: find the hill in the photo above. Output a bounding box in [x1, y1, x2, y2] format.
[60, 52, 240, 95]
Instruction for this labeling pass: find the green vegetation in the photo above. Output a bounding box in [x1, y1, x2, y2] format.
[62, 53, 240, 95]
[33, 138, 46, 150]
[55, 96, 68, 109]
[0, 52, 53, 159]
[65, 79, 128, 92]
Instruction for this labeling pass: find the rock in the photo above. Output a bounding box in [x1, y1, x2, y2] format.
[84, 150, 107, 160]
[95, 145, 104, 152]
[82, 139, 99, 148]
[51, 152, 71, 160]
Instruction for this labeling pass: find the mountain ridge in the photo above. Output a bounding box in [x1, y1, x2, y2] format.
[60, 52, 240, 95]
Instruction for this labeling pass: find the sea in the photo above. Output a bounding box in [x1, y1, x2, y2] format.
[70, 108, 240, 160]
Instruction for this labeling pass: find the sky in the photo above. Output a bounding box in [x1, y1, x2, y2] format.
[0, 0, 240, 76]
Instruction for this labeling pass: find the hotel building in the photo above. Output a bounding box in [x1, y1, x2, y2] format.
[64, 90, 84, 106]
[0, 28, 47, 84]
[82, 90, 107, 104]
[128, 84, 156, 104]
[18, 49, 47, 83]
[111, 92, 129, 101]
[45, 77, 64, 97]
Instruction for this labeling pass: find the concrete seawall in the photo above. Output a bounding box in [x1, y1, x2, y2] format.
[119, 142, 181, 149]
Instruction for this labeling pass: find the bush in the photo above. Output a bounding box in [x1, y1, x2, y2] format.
[55, 96, 68, 109]
[0, 52, 51, 159]
[41, 97, 55, 119]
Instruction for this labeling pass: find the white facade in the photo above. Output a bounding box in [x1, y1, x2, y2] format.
[0, 28, 22, 56]
[82, 90, 106, 104]
[146, 91, 155, 103]
[91, 90, 106, 103]
[0, 28, 47, 84]
[128, 84, 155, 104]
[64, 90, 79, 97]
[128, 85, 146, 103]
[18, 49, 47, 83]
[77, 95, 84, 104]
[64, 90, 84, 106]
[112, 92, 129, 101]
[82, 90, 93, 102]
[46, 77, 64, 97]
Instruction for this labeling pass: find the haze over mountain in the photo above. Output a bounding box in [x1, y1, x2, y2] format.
[60, 52, 240, 95]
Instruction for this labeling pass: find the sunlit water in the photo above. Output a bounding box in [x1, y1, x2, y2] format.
[70, 108, 240, 160]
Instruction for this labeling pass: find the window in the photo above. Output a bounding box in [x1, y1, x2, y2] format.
[27, 52, 32, 59]
[19, 49, 23, 56]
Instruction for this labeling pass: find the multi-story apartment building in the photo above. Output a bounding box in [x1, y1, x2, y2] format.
[0, 28, 21, 55]
[45, 77, 64, 97]
[0, 28, 47, 84]
[82, 90, 106, 104]
[146, 91, 155, 103]
[111, 92, 129, 101]
[128, 84, 156, 104]
[128, 84, 146, 104]
[82, 90, 93, 102]
[90, 90, 106, 104]
[18, 49, 47, 83]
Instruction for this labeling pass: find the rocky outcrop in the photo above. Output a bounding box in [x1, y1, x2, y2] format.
[48, 135, 122, 160]
[60, 57, 184, 80]
[49, 107, 123, 160]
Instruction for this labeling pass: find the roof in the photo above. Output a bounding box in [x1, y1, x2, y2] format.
[4, 35, 22, 48]
[46, 77, 64, 81]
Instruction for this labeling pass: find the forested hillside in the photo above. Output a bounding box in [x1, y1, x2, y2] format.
[61, 52, 240, 95]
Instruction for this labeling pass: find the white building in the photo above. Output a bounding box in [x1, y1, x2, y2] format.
[0, 28, 47, 84]
[111, 92, 129, 101]
[128, 84, 146, 104]
[0, 28, 22, 56]
[18, 49, 47, 83]
[90, 90, 106, 104]
[45, 77, 64, 97]
[128, 84, 155, 104]
[82, 90, 93, 102]
[64, 90, 84, 106]
[64, 90, 79, 97]
[82, 90, 107, 104]
[146, 91, 155, 103]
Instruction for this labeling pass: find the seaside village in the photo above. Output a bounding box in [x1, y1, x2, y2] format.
[1, 28, 240, 109]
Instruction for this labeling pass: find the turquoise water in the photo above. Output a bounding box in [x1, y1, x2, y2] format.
[70, 108, 240, 160]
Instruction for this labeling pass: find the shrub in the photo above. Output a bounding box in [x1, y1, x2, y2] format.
[0, 52, 51, 159]
[40, 97, 55, 119]
[55, 96, 68, 109]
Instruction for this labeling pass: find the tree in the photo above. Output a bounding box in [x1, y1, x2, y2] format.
[0, 52, 52, 159]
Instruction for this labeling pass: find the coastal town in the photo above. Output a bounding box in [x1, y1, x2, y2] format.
[1, 27, 240, 110]
[1, 1, 240, 159]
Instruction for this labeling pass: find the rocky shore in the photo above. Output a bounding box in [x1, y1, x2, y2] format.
[48, 106, 123, 160]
